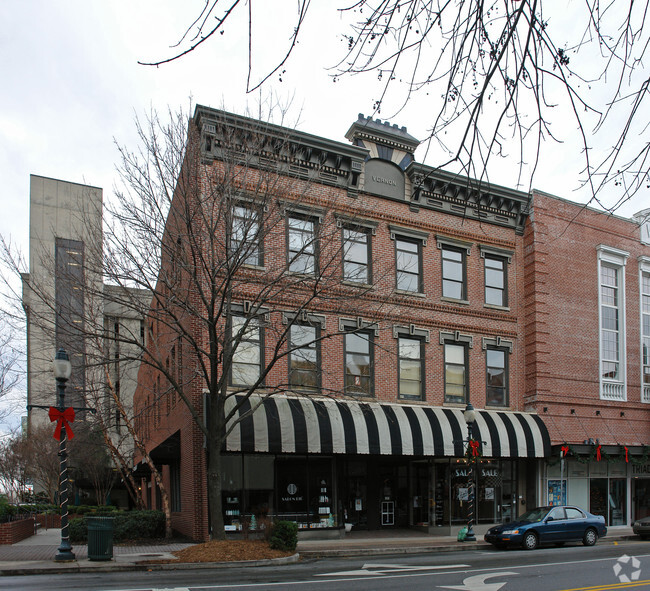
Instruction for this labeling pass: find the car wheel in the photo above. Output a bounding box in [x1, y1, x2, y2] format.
[583, 528, 598, 546]
[523, 532, 538, 550]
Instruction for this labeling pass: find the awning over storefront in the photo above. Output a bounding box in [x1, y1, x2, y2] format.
[225, 395, 551, 459]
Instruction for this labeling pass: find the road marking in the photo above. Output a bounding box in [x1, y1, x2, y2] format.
[438, 572, 517, 591]
[558, 580, 650, 591]
[315, 562, 469, 576]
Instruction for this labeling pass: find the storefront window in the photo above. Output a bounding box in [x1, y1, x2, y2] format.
[222, 455, 243, 531]
[275, 456, 335, 529]
[243, 455, 274, 525]
[609, 478, 626, 525]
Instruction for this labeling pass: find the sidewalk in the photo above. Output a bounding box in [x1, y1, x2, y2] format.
[0, 525, 637, 576]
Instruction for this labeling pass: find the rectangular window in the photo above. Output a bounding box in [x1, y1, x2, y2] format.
[485, 255, 507, 306]
[398, 337, 423, 399]
[597, 244, 628, 401]
[600, 265, 621, 381]
[396, 237, 422, 292]
[444, 342, 467, 403]
[442, 246, 466, 300]
[642, 271, 650, 401]
[289, 323, 320, 391]
[231, 205, 262, 266]
[486, 348, 508, 406]
[343, 227, 371, 284]
[288, 215, 317, 275]
[230, 315, 262, 387]
[345, 331, 373, 396]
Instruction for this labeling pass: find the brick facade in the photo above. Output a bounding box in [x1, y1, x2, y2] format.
[524, 190, 650, 446]
[132, 108, 598, 540]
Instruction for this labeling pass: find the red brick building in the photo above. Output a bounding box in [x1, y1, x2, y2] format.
[133, 106, 552, 541]
[524, 191, 650, 525]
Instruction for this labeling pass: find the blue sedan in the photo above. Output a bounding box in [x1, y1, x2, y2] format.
[484, 505, 607, 550]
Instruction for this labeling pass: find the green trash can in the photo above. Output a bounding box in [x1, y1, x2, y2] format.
[86, 516, 114, 561]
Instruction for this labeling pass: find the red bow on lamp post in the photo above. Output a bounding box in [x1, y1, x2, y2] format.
[469, 440, 480, 457]
[561, 445, 570, 457]
[624, 446, 629, 463]
[48, 407, 76, 440]
[596, 445, 602, 461]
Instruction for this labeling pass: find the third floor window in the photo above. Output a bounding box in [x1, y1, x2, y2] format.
[396, 237, 422, 292]
[288, 215, 317, 275]
[231, 205, 262, 266]
[342, 227, 371, 284]
[484, 255, 507, 307]
[442, 246, 466, 300]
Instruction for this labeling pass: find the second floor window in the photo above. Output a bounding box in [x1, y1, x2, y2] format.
[231, 205, 262, 266]
[396, 237, 422, 292]
[288, 215, 317, 275]
[399, 337, 423, 399]
[343, 227, 371, 284]
[345, 331, 373, 396]
[442, 246, 466, 300]
[485, 255, 507, 306]
[600, 264, 621, 381]
[444, 342, 467, 403]
[230, 315, 262, 386]
[486, 348, 508, 406]
[289, 323, 320, 392]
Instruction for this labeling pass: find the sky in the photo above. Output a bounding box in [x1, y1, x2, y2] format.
[0, 1, 648, 429]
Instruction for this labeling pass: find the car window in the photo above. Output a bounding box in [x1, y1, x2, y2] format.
[519, 507, 550, 522]
[548, 507, 566, 520]
[565, 507, 585, 519]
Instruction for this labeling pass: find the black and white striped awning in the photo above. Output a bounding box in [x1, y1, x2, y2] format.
[225, 395, 550, 458]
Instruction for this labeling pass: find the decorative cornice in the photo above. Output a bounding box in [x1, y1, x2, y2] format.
[408, 163, 530, 235]
[194, 105, 368, 193]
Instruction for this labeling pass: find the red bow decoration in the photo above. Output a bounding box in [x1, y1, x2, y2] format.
[469, 440, 480, 457]
[48, 407, 75, 440]
[561, 445, 570, 457]
[624, 446, 629, 463]
[596, 445, 602, 461]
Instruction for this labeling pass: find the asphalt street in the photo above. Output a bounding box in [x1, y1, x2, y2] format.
[2, 539, 649, 591]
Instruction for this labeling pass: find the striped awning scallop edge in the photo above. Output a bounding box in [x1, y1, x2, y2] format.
[225, 394, 551, 459]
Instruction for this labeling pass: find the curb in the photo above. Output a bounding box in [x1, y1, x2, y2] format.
[299, 542, 489, 559]
[0, 553, 300, 576]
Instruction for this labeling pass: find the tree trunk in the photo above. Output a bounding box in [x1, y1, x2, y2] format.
[207, 439, 225, 540]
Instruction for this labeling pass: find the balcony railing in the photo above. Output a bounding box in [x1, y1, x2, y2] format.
[643, 384, 650, 404]
[601, 381, 626, 401]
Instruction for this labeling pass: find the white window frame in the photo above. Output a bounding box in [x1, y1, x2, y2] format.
[597, 245, 629, 401]
[639, 256, 650, 403]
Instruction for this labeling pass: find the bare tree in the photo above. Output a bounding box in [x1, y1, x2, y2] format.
[139, 1, 650, 211]
[0, 433, 30, 502]
[69, 423, 116, 506]
[22, 424, 60, 503]
[0, 315, 22, 429]
[103, 105, 396, 539]
[1, 185, 169, 533]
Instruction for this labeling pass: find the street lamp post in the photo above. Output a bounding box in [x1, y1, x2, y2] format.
[27, 348, 95, 562]
[52, 348, 75, 562]
[463, 403, 477, 542]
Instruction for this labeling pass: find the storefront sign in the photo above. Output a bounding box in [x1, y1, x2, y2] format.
[632, 463, 650, 475]
[281, 483, 303, 502]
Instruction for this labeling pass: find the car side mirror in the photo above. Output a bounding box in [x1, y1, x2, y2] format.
[545, 516, 554, 522]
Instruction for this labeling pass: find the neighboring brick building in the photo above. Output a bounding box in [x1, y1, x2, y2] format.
[524, 191, 650, 525]
[133, 106, 551, 541]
